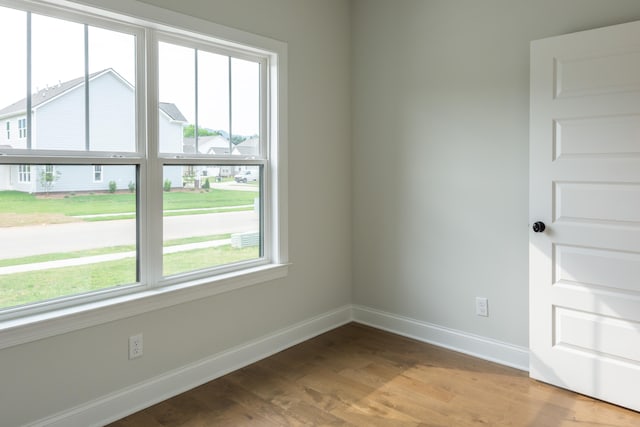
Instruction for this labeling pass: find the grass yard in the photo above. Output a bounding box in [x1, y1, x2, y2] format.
[0, 245, 259, 309]
[0, 188, 260, 309]
[0, 189, 257, 226]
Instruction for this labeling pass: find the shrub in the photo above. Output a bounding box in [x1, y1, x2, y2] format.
[39, 166, 61, 194]
[108, 180, 117, 193]
[202, 177, 210, 190]
[163, 179, 172, 192]
[128, 181, 136, 193]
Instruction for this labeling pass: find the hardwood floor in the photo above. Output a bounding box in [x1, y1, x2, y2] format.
[108, 323, 640, 426]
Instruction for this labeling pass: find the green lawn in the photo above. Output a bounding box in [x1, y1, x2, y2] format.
[0, 189, 257, 217]
[0, 245, 259, 309]
[0, 189, 260, 309]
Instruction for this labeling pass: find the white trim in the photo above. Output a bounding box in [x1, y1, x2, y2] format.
[25, 305, 352, 427]
[352, 305, 530, 371]
[92, 164, 102, 182]
[18, 117, 27, 139]
[18, 163, 31, 182]
[19, 304, 532, 426]
[61, 0, 288, 55]
[0, 263, 289, 350]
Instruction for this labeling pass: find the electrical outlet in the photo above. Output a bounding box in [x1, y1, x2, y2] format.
[129, 333, 143, 359]
[475, 297, 488, 317]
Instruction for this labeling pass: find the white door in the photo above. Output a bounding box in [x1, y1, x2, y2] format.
[530, 20, 640, 412]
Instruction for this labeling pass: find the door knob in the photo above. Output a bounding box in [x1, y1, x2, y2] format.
[532, 221, 546, 233]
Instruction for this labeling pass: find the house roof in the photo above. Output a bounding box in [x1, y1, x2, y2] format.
[0, 69, 186, 123]
[235, 136, 260, 156]
[0, 69, 110, 118]
[159, 102, 187, 122]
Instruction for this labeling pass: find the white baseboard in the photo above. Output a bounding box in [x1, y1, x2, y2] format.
[27, 305, 353, 427]
[27, 304, 529, 426]
[352, 305, 529, 371]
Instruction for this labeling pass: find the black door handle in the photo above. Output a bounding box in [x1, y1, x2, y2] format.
[532, 221, 545, 233]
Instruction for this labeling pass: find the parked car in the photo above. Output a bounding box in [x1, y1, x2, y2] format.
[234, 169, 259, 183]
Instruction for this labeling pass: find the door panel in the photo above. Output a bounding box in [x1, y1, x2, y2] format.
[556, 50, 640, 99]
[530, 20, 640, 411]
[554, 114, 640, 158]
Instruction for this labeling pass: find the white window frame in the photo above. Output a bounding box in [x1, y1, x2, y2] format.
[18, 117, 26, 138]
[93, 164, 102, 182]
[0, 0, 288, 350]
[18, 164, 31, 182]
[5, 121, 9, 140]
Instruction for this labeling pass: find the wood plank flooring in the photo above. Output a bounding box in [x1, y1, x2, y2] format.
[108, 323, 640, 426]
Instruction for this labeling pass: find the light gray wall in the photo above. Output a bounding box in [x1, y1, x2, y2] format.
[0, 0, 351, 425]
[7, 0, 640, 424]
[351, 0, 640, 347]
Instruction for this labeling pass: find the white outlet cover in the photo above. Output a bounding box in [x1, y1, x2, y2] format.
[129, 333, 143, 359]
[476, 297, 488, 317]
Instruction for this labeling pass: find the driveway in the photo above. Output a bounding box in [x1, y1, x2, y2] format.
[0, 210, 259, 259]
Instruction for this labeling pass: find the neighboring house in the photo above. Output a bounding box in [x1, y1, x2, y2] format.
[182, 134, 260, 179]
[184, 134, 238, 156]
[0, 69, 186, 193]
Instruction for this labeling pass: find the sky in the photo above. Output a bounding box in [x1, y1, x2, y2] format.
[0, 5, 260, 137]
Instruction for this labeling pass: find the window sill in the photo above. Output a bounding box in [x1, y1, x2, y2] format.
[0, 263, 289, 350]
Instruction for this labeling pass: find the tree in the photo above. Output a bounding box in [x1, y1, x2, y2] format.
[231, 135, 247, 145]
[39, 165, 61, 195]
[183, 124, 221, 138]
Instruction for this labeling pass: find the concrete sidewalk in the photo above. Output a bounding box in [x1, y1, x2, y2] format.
[73, 205, 253, 219]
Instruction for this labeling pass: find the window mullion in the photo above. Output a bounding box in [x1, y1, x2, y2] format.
[143, 28, 163, 289]
[194, 49, 199, 154]
[84, 24, 90, 151]
[228, 56, 233, 154]
[26, 11, 31, 149]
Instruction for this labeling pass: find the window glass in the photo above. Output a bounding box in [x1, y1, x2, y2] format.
[93, 165, 103, 182]
[162, 165, 262, 277]
[159, 42, 194, 154]
[0, 165, 138, 309]
[31, 14, 85, 150]
[158, 43, 261, 158]
[88, 26, 137, 152]
[0, 1, 279, 318]
[18, 165, 31, 183]
[18, 118, 26, 138]
[0, 12, 138, 153]
[197, 50, 230, 154]
[231, 58, 260, 155]
[0, 7, 26, 148]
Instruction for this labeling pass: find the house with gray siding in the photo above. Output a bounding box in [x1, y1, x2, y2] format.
[0, 69, 186, 193]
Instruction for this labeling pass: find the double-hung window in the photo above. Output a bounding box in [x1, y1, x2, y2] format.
[0, 0, 287, 335]
[4, 121, 8, 140]
[17, 164, 30, 183]
[93, 165, 103, 183]
[17, 118, 26, 138]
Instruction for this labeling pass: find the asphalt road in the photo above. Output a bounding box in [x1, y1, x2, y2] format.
[0, 211, 259, 259]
